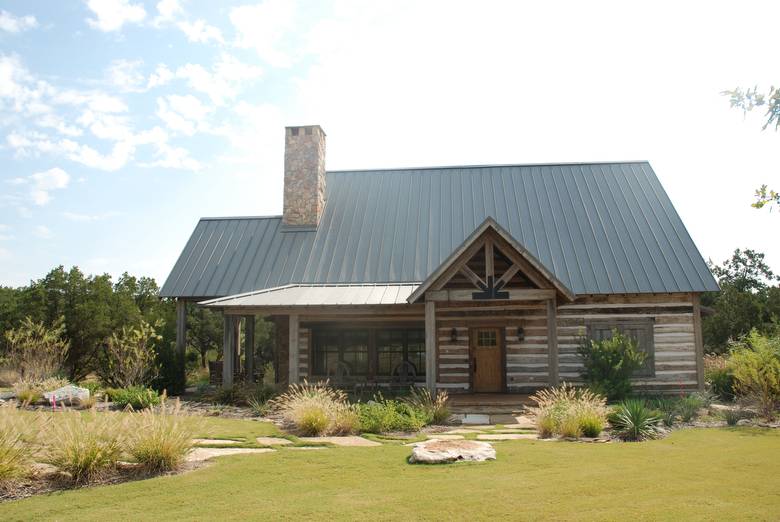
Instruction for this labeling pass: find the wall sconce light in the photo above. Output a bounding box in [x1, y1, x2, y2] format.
[517, 327, 525, 342]
[450, 328, 458, 342]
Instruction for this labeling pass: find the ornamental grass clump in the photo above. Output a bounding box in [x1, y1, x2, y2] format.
[269, 380, 357, 436]
[404, 387, 450, 425]
[0, 405, 43, 486]
[529, 383, 608, 439]
[126, 399, 194, 473]
[44, 409, 126, 482]
[608, 399, 663, 441]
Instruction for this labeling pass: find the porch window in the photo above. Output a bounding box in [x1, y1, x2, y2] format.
[376, 329, 425, 377]
[587, 320, 655, 377]
[312, 330, 369, 377]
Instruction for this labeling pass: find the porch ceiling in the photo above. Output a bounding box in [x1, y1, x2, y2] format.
[199, 283, 421, 308]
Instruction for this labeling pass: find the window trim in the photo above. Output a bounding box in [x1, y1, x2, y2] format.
[585, 318, 655, 378]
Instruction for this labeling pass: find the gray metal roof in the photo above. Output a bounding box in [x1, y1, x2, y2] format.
[160, 161, 719, 298]
[200, 283, 419, 308]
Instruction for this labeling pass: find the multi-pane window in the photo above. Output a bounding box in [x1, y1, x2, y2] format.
[477, 330, 497, 347]
[587, 320, 655, 377]
[312, 328, 425, 380]
[376, 329, 426, 377]
[312, 330, 369, 377]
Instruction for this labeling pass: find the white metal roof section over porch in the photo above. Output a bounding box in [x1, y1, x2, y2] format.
[199, 283, 421, 308]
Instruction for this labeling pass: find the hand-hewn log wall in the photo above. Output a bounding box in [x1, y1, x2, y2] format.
[436, 326, 469, 391]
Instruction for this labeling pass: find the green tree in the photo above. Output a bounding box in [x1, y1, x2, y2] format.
[97, 320, 162, 388]
[188, 307, 222, 368]
[723, 85, 780, 210]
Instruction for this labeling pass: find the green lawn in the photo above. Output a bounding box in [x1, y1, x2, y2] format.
[2, 426, 779, 521]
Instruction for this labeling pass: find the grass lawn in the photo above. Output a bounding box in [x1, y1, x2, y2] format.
[2, 426, 779, 521]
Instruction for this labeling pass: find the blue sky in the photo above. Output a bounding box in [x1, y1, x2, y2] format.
[1, 0, 779, 287]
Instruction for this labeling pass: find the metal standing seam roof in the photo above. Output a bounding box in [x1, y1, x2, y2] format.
[160, 161, 719, 299]
[200, 283, 420, 308]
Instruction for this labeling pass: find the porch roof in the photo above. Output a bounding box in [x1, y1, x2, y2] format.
[199, 283, 420, 308]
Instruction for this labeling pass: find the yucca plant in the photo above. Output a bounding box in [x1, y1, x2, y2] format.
[609, 399, 663, 441]
[126, 399, 194, 473]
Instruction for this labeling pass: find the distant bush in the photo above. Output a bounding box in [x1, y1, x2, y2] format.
[721, 408, 749, 426]
[403, 387, 450, 425]
[4, 317, 69, 382]
[577, 330, 646, 401]
[609, 399, 662, 441]
[705, 354, 735, 401]
[97, 320, 161, 388]
[44, 410, 125, 482]
[126, 400, 194, 473]
[107, 386, 161, 410]
[529, 383, 608, 439]
[728, 330, 780, 419]
[356, 397, 428, 434]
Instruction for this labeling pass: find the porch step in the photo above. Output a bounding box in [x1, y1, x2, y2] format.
[448, 393, 533, 416]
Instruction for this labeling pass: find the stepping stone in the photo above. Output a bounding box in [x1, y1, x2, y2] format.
[187, 448, 275, 462]
[298, 436, 381, 447]
[476, 433, 538, 441]
[256, 437, 293, 446]
[409, 439, 496, 464]
[493, 429, 535, 434]
[426, 434, 464, 440]
[461, 414, 491, 425]
[287, 446, 327, 451]
[192, 438, 243, 446]
[443, 429, 484, 435]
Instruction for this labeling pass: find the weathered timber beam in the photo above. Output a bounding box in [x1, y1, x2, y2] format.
[244, 315, 255, 383]
[222, 314, 235, 390]
[547, 298, 559, 386]
[426, 288, 556, 302]
[497, 263, 521, 288]
[425, 300, 437, 392]
[288, 314, 299, 386]
[459, 265, 486, 289]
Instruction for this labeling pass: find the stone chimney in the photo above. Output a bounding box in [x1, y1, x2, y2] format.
[283, 125, 326, 227]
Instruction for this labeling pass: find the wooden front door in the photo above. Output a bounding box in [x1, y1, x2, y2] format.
[471, 328, 503, 392]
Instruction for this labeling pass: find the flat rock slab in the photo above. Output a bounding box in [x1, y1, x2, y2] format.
[477, 433, 538, 441]
[443, 429, 485, 435]
[192, 438, 243, 446]
[299, 436, 381, 447]
[287, 446, 327, 451]
[461, 414, 492, 425]
[256, 437, 293, 446]
[187, 448, 275, 462]
[425, 434, 465, 440]
[410, 439, 496, 464]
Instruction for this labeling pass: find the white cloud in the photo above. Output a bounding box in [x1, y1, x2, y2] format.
[85, 0, 146, 32]
[146, 63, 174, 89]
[230, 1, 296, 67]
[143, 142, 201, 170]
[156, 94, 212, 135]
[0, 10, 38, 33]
[153, 0, 182, 25]
[175, 53, 262, 105]
[29, 167, 70, 206]
[33, 225, 52, 239]
[106, 59, 145, 92]
[177, 19, 224, 44]
[0, 224, 12, 241]
[37, 113, 83, 137]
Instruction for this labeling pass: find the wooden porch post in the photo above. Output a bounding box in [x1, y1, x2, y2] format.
[288, 314, 299, 386]
[425, 300, 437, 393]
[233, 319, 242, 374]
[244, 315, 255, 383]
[547, 298, 559, 386]
[222, 314, 235, 389]
[175, 299, 187, 391]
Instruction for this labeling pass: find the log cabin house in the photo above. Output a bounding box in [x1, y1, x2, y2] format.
[160, 125, 718, 396]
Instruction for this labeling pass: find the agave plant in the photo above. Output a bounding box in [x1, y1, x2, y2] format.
[609, 399, 663, 441]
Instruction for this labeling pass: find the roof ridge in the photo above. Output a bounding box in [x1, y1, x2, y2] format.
[327, 160, 650, 174]
[200, 215, 282, 221]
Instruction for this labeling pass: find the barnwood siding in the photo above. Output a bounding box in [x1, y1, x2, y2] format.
[557, 294, 699, 392]
[436, 326, 469, 392]
[505, 303, 550, 392]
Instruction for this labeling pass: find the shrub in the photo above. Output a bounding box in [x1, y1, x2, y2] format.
[269, 380, 357, 436]
[79, 380, 103, 398]
[108, 386, 162, 409]
[649, 397, 679, 427]
[0, 406, 41, 485]
[13, 376, 70, 405]
[404, 387, 450, 425]
[14, 386, 42, 406]
[609, 399, 662, 441]
[529, 383, 608, 439]
[677, 395, 706, 423]
[247, 397, 270, 417]
[4, 317, 69, 382]
[44, 410, 125, 482]
[97, 320, 162, 388]
[721, 408, 747, 426]
[126, 400, 193, 473]
[728, 330, 780, 419]
[706, 365, 736, 402]
[213, 386, 246, 405]
[577, 330, 646, 401]
[356, 398, 428, 434]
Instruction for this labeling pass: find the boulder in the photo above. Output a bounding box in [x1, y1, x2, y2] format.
[409, 439, 496, 464]
[43, 385, 90, 403]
